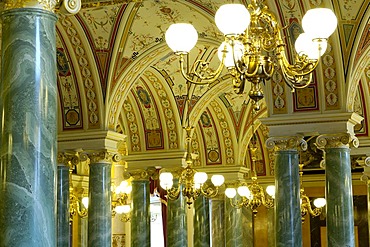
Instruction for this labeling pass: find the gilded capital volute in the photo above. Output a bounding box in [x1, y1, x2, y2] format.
[266, 135, 307, 152]
[85, 150, 121, 164]
[315, 133, 359, 149]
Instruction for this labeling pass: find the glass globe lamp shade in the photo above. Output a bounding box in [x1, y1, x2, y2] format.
[194, 172, 208, 184]
[159, 172, 173, 183]
[211, 174, 225, 186]
[237, 185, 251, 198]
[266, 185, 276, 198]
[115, 204, 131, 214]
[123, 185, 132, 194]
[225, 188, 237, 198]
[160, 181, 173, 190]
[215, 4, 250, 36]
[217, 40, 244, 67]
[82, 197, 89, 209]
[313, 198, 327, 208]
[165, 23, 198, 53]
[295, 32, 327, 60]
[302, 8, 337, 39]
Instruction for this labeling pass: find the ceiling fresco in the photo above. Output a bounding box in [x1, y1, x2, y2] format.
[52, 0, 370, 174]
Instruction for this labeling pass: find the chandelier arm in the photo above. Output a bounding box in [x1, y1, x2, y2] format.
[282, 69, 314, 91]
[258, 6, 280, 52]
[178, 53, 224, 85]
[200, 186, 219, 198]
[166, 185, 181, 201]
[228, 198, 244, 209]
[279, 52, 320, 78]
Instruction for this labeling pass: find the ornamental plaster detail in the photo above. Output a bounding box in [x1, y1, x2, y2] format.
[60, 17, 100, 128]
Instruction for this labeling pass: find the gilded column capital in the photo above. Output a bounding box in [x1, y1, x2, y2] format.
[85, 150, 122, 164]
[315, 133, 359, 149]
[3, 0, 81, 14]
[57, 152, 79, 168]
[129, 167, 158, 181]
[266, 135, 307, 151]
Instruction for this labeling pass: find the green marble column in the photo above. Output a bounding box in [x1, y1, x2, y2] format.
[267, 208, 275, 247]
[274, 150, 301, 247]
[316, 134, 355, 246]
[242, 207, 253, 247]
[88, 161, 112, 247]
[225, 197, 243, 247]
[167, 185, 188, 247]
[194, 196, 210, 247]
[0, 8, 57, 246]
[210, 198, 225, 247]
[266, 136, 304, 247]
[57, 163, 70, 247]
[131, 179, 150, 247]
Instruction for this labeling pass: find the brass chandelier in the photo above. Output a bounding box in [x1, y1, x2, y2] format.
[159, 127, 225, 207]
[165, 0, 337, 110]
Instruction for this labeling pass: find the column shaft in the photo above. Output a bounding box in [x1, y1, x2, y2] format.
[88, 162, 112, 247]
[0, 8, 57, 246]
[167, 188, 188, 247]
[325, 148, 355, 246]
[131, 180, 150, 247]
[225, 198, 243, 247]
[57, 164, 70, 247]
[242, 207, 253, 247]
[275, 150, 302, 247]
[194, 196, 210, 247]
[210, 198, 225, 247]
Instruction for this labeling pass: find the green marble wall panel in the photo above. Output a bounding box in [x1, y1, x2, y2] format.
[131, 180, 150, 247]
[210, 198, 225, 247]
[167, 185, 188, 247]
[325, 148, 355, 246]
[88, 162, 112, 247]
[275, 150, 302, 247]
[267, 208, 275, 247]
[57, 164, 70, 247]
[194, 196, 210, 247]
[225, 197, 243, 247]
[0, 8, 57, 246]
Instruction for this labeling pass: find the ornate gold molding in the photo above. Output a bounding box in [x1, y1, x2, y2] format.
[129, 167, 158, 181]
[315, 133, 359, 149]
[266, 135, 307, 151]
[85, 150, 122, 164]
[4, 0, 59, 12]
[57, 152, 79, 167]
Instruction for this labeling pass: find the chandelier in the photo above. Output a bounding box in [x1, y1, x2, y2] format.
[225, 124, 275, 214]
[159, 127, 225, 207]
[165, 1, 337, 110]
[111, 180, 132, 222]
[299, 163, 326, 222]
[69, 163, 88, 221]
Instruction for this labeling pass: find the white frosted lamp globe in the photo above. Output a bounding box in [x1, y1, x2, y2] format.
[266, 185, 276, 198]
[165, 23, 198, 53]
[215, 4, 250, 36]
[313, 198, 327, 208]
[194, 172, 208, 184]
[159, 172, 173, 183]
[302, 8, 337, 39]
[237, 185, 251, 198]
[160, 181, 173, 190]
[295, 33, 327, 60]
[225, 188, 237, 198]
[217, 40, 244, 67]
[211, 174, 225, 186]
[82, 197, 89, 209]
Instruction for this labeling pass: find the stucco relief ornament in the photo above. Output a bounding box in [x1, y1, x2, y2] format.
[4, 0, 80, 14]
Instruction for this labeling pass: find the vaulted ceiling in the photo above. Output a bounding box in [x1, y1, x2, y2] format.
[55, 0, 370, 176]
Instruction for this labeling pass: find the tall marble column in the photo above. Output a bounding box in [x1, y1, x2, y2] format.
[360, 157, 370, 247]
[266, 136, 305, 247]
[210, 197, 225, 247]
[242, 207, 253, 247]
[225, 196, 243, 247]
[57, 159, 70, 247]
[0, 7, 58, 246]
[167, 182, 188, 247]
[87, 151, 114, 247]
[131, 176, 151, 246]
[316, 133, 356, 246]
[194, 196, 210, 247]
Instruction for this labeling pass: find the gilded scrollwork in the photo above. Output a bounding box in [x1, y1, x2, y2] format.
[128, 167, 158, 180]
[315, 133, 359, 149]
[85, 150, 121, 164]
[266, 135, 307, 151]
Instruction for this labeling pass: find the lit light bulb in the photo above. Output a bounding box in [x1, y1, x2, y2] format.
[211, 174, 225, 187]
[165, 23, 198, 53]
[217, 40, 244, 67]
[225, 188, 237, 198]
[215, 4, 251, 36]
[313, 198, 326, 208]
[82, 197, 89, 209]
[302, 8, 337, 39]
[194, 172, 208, 184]
[266, 185, 276, 198]
[295, 32, 327, 60]
[237, 185, 251, 199]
